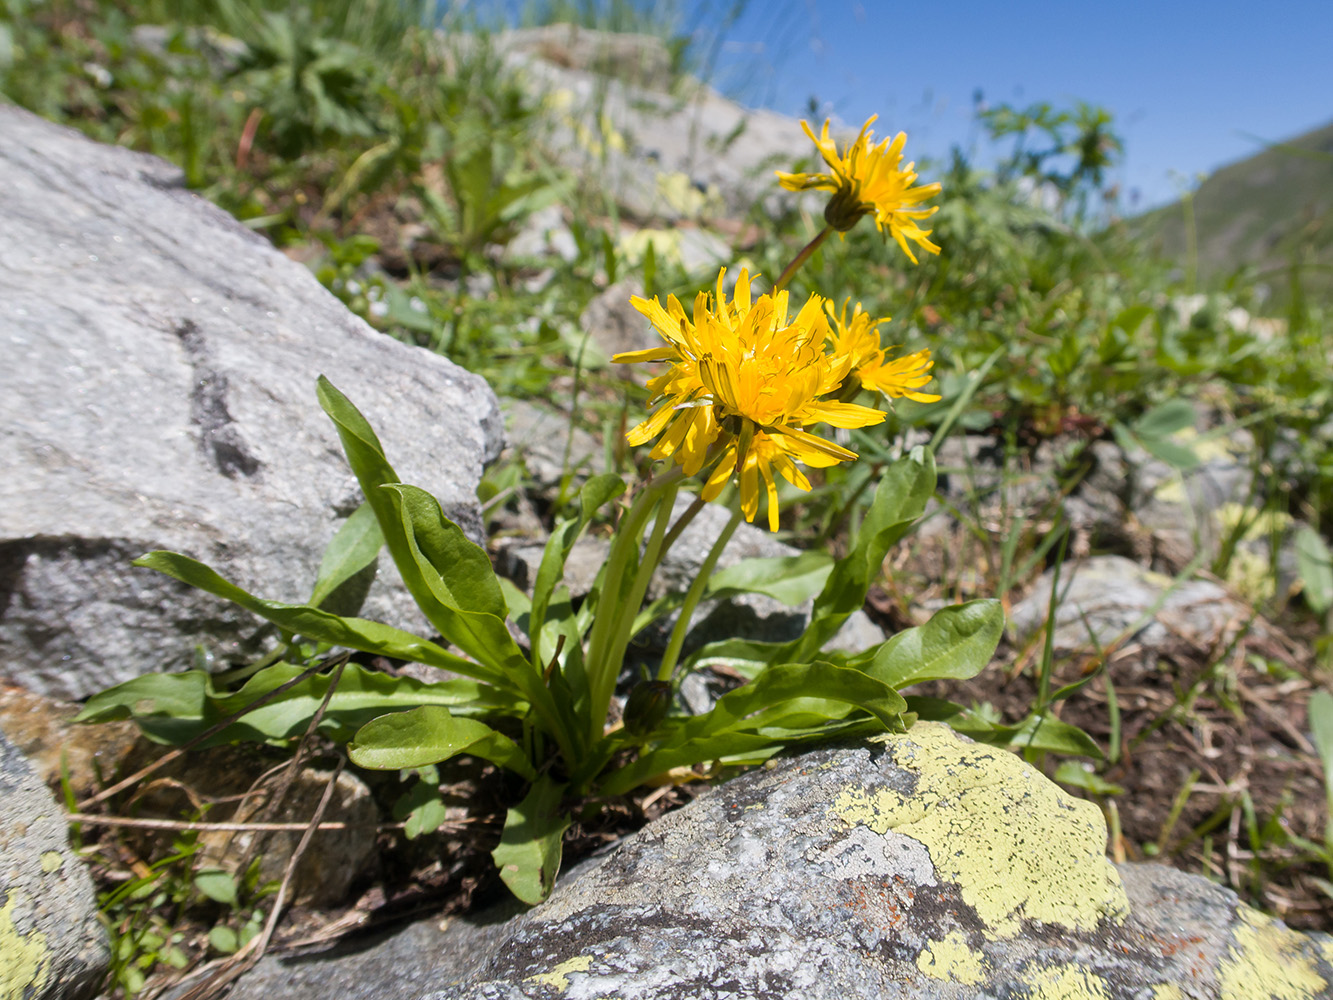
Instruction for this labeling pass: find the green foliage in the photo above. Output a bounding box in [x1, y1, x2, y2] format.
[99, 377, 1003, 903]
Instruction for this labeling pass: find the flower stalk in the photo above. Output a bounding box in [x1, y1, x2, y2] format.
[655, 505, 743, 683]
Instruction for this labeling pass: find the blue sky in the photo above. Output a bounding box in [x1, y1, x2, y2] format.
[701, 0, 1333, 210]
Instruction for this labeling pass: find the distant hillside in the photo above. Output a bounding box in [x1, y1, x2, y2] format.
[1133, 119, 1333, 305]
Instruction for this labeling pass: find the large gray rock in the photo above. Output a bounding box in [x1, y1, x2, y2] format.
[0, 108, 504, 699]
[0, 730, 108, 1000]
[221, 724, 1333, 999]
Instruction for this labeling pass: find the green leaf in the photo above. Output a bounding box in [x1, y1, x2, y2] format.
[193, 869, 238, 906]
[858, 600, 1004, 690]
[1296, 526, 1333, 614]
[1138, 435, 1200, 472]
[1111, 304, 1154, 337]
[380, 484, 527, 677]
[76, 662, 502, 747]
[1308, 689, 1333, 812]
[598, 662, 907, 795]
[1053, 760, 1124, 796]
[530, 474, 624, 664]
[491, 776, 570, 905]
[317, 378, 513, 679]
[133, 551, 480, 677]
[1133, 399, 1196, 438]
[705, 551, 835, 605]
[348, 706, 536, 779]
[309, 502, 384, 611]
[394, 778, 450, 840]
[1122, 401, 1199, 471]
[988, 713, 1103, 759]
[208, 926, 240, 955]
[789, 448, 936, 660]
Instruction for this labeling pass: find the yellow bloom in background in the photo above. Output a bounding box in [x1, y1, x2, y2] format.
[613, 268, 886, 530]
[826, 300, 942, 403]
[776, 116, 942, 263]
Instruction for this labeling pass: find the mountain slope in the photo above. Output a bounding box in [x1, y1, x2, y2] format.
[1133, 119, 1333, 303]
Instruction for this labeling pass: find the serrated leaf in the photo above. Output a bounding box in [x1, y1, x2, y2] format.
[317, 378, 513, 683]
[491, 776, 570, 905]
[349, 705, 536, 779]
[859, 600, 1004, 690]
[789, 448, 936, 661]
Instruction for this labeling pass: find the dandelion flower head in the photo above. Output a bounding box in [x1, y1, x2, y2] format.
[776, 116, 942, 263]
[826, 300, 941, 404]
[612, 268, 887, 530]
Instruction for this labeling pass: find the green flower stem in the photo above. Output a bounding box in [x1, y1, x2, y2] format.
[655, 504, 744, 682]
[583, 467, 683, 747]
[661, 491, 707, 554]
[772, 225, 833, 292]
[602, 480, 678, 689]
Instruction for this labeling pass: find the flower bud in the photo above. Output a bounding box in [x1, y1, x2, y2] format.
[623, 680, 672, 736]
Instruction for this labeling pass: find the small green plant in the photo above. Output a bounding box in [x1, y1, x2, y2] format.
[77, 120, 1100, 904]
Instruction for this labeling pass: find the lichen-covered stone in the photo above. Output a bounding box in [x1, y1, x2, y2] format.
[224, 724, 1333, 1000]
[0, 730, 107, 1000]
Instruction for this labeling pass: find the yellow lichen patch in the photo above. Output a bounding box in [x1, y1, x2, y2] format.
[1219, 908, 1328, 999]
[829, 723, 1128, 938]
[1151, 985, 1184, 1000]
[1022, 963, 1111, 1000]
[527, 955, 594, 992]
[1152, 478, 1188, 504]
[618, 229, 682, 268]
[915, 930, 986, 985]
[40, 851, 64, 874]
[1, 892, 51, 1000]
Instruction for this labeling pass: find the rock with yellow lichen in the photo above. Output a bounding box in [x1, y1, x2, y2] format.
[0, 730, 108, 1000]
[224, 724, 1333, 1000]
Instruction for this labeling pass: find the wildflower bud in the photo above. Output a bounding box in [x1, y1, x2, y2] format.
[823, 184, 869, 233]
[623, 680, 672, 737]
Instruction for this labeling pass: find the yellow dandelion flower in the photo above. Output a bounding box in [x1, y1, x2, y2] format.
[612, 268, 886, 530]
[826, 300, 941, 403]
[776, 116, 942, 262]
